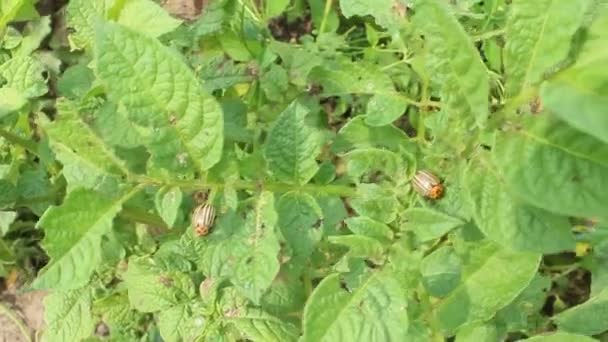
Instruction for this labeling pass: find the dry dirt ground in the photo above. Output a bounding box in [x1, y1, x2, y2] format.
[0, 289, 46, 342]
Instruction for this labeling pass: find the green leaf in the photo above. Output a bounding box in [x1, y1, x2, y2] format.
[154, 186, 182, 228]
[32, 188, 135, 290]
[332, 116, 410, 154]
[14, 16, 52, 56]
[123, 256, 195, 312]
[436, 244, 540, 334]
[309, 60, 394, 96]
[0, 87, 27, 118]
[260, 64, 289, 103]
[302, 270, 408, 342]
[364, 94, 408, 127]
[495, 274, 552, 331]
[117, 0, 182, 38]
[194, 192, 281, 304]
[413, 0, 489, 128]
[0, 56, 46, 98]
[0, 211, 17, 236]
[464, 154, 576, 253]
[264, 100, 323, 185]
[403, 208, 465, 242]
[328, 235, 385, 262]
[0, 180, 17, 209]
[277, 192, 323, 268]
[553, 287, 608, 335]
[350, 184, 399, 223]
[455, 323, 499, 342]
[157, 304, 195, 342]
[344, 216, 393, 243]
[199, 56, 254, 92]
[42, 287, 94, 342]
[541, 11, 608, 143]
[41, 100, 129, 193]
[421, 246, 461, 298]
[66, 0, 113, 50]
[343, 148, 403, 181]
[339, 0, 404, 31]
[95, 22, 223, 175]
[504, 0, 589, 97]
[226, 307, 299, 342]
[521, 332, 599, 342]
[496, 118, 608, 221]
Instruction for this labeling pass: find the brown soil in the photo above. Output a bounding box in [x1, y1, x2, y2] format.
[0, 288, 47, 341]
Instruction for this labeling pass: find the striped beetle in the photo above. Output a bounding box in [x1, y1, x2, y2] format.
[192, 203, 216, 237]
[412, 170, 444, 199]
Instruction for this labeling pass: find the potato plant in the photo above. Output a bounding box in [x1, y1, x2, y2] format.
[0, 0, 607, 341]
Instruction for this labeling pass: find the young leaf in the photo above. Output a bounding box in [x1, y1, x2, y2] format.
[403, 208, 465, 242]
[154, 186, 182, 228]
[344, 216, 393, 243]
[95, 22, 223, 175]
[66, 0, 113, 49]
[350, 183, 399, 223]
[32, 188, 136, 290]
[0, 211, 17, 236]
[264, 101, 323, 185]
[454, 324, 499, 342]
[436, 244, 540, 334]
[413, 0, 489, 128]
[364, 94, 408, 127]
[343, 148, 403, 181]
[504, 0, 589, 97]
[302, 270, 408, 342]
[496, 118, 608, 221]
[123, 256, 196, 312]
[541, 10, 608, 143]
[553, 287, 608, 335]
[332, 116, 410, 154]
[42, 287, 94, 342]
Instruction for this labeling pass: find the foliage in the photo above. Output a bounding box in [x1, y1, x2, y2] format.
[0, 0, 607, 341]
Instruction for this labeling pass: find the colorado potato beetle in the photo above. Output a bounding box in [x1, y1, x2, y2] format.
[192, 203, 216, 237]
[412, 170, 444, 199]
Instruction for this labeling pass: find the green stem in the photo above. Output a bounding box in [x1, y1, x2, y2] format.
[131, 176, 356, 197]
[0, 128, 39, 156]
[473, 28, 505, 42]
[319, 0, 334, 34]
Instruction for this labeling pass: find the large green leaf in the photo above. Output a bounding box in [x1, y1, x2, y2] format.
[192, 192, 280, 304]
[421, 246, 462, 298]
[541, 10, 608, 143]
[42, 287, 94, 342]
[32, 188, 136, 290]
[464, 155, 575, 253]
[302, 270, 408, 342]
[403, 208, 465, 242]
[226, 308, 299, 342]
[41, 100, 128, 193]
[496, 118, 608, 221]
[504, 0, 589, 97]
[95, 22, 223, 175]
[436, 243, 540, 334]
[66, 0, 113, 49]
[116, 0, 182, 38]
[123, 256, 195, 312]
[264, 101, 323, 185]
[553, 287, 608, 335]
[277, 191, 323, 269]
[0, 56, 46, 98]
[413, 0, 489, 128]
[332, 116, 410, 154]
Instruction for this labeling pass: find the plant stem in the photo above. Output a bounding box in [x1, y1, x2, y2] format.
[131, 176, 356, 197]
[473, 28, 505, 42]
[319, 0, 334, 34]
[0, 128, 39, 156]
